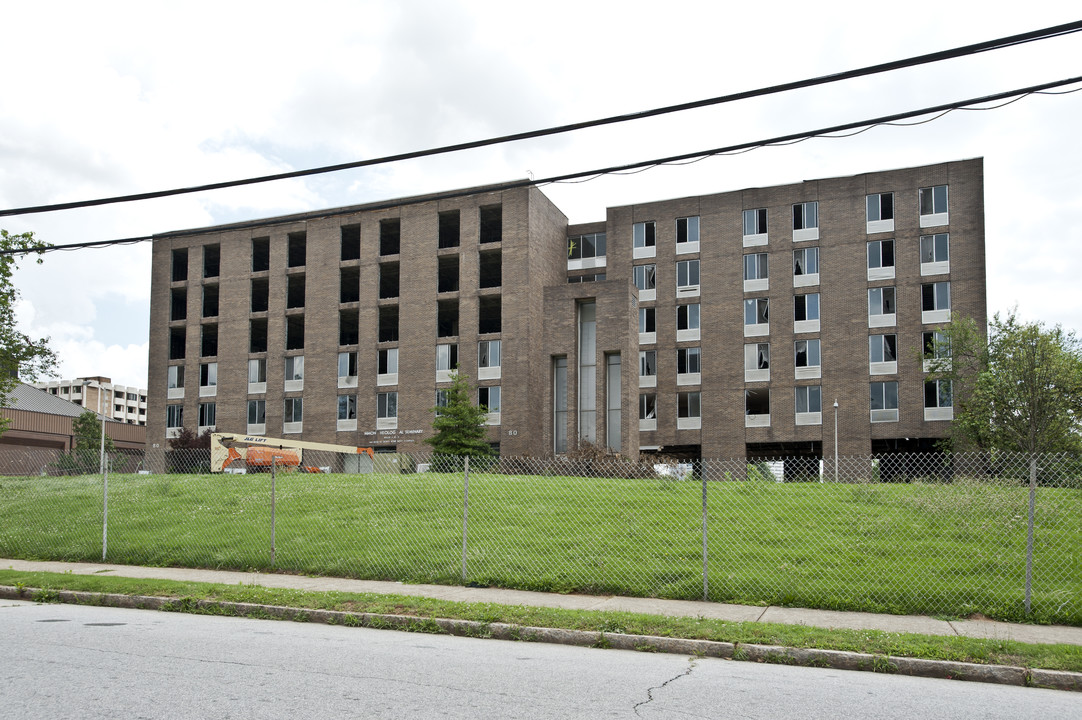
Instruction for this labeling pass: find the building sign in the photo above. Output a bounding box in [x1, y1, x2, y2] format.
[362, 428, 424, 443]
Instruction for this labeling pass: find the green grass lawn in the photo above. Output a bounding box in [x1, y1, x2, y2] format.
[1, 471, 1078, 625]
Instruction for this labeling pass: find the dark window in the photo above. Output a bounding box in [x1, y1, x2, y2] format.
[202, 285, 219, 318]
[438, 255, 459, 293]
[340, 266, 360, 303]
[170, 288, 186, 321]
[479, 250, 501, 288]
[287, 232, 306, 267]
[380, 218, 400, 256]
[340, 224, 360, 261]
[378, 305, 399, 342]
[251, 237, 270, 272]
[438, 210, 460, 249]
[437, 299, 459, 337]
[251, 278, 269, 312]
[286, 315, 305, 350]
[169, 327, 186, 360]
[203, 244, 220, 278]
[171, 248, 188, 282]
[339, 309, 359, 346]
[201, 324, 218, 357]
[478, 295, 501, 334]
[249, 319, 267, 353]
[479, 205, 502, 243]
[379, 262, 400, 299]
[745, 388, 770, 415]
[287, 274, 306, 308]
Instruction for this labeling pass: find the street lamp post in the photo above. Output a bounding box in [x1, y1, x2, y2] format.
[95, 381, 106, 474]
[833, 399, 839, 483]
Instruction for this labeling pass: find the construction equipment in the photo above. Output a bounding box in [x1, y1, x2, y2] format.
[210, 432, 374, 473]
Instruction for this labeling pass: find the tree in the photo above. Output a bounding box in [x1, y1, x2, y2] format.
[425, 370, 493, 462]
[73, 410, 117, 454]
[168, 426, 212, 450]
[167, 427, 213, 473]
[0, 229, 57, 435]
[53, 410, 115, 474]
[926, 311, 1082, 453]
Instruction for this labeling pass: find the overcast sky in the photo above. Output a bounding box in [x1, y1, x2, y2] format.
[4, 1, 1081, 389]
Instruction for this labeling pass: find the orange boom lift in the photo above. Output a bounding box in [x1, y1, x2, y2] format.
[210, 432, 374, 473]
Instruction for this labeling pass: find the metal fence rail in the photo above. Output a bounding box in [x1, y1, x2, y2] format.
[0, 448, 1078, 625]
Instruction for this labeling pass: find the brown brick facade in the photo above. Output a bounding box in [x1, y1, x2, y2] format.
[148, 159, 985, 462]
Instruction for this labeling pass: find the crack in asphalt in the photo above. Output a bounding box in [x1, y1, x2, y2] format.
[632, 656, 699, 717]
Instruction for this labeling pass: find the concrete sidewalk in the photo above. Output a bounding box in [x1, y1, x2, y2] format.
[4, 558, 1081, 647]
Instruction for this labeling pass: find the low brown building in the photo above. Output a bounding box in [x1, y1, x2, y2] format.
[1, 383, 146, 474]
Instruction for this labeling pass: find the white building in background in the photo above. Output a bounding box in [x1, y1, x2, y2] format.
[33, 376, 148, 426]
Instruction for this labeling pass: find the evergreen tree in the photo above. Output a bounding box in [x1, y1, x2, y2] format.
[426, 371, 492, 463]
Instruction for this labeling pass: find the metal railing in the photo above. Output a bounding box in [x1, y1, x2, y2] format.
[0, 447, 1078, 625]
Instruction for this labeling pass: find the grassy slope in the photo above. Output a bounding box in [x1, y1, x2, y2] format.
[1, 471, 1078, 624]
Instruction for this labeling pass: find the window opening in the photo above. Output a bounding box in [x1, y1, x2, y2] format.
[479, 250, 502, 288]
[249, 319, 267, 353]
[379, 262, 400, 299]
[340, 266, 360, 303]
[437, 299, 459, 337]
[287, 274, 306, 308]
[438, 255, 460, 293]
[287, 232, 306, 267]
[439, 210, 460, 249]
[378, 306, 399, 342]
[479, 296, 502, 334]
[251, 238, 270, 272]
[286, 315, 305, 350]
[171, 248, 188, 282]
[479, 205, 502, 243]
[380, 218, 401, 256]
[340, 224, 361, 261]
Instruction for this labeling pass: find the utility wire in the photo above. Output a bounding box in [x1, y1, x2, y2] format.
[5, 75, 1078, 257]
[2, 20, 1081, 220]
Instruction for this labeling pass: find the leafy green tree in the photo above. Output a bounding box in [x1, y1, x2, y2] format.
[1, 229, 57, 435]
[425, 370, 493, 462]
[926, 311, 1082, 453]
[73, 409, 117, 454]
[53, 410, 115, 474]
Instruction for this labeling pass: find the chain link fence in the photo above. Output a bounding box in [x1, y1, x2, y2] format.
[0, 446, 1078, 625]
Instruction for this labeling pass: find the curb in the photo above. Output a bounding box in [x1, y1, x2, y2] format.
[3, 585, 1079, 693]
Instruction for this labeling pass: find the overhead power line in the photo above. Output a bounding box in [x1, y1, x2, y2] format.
[2, 20, 1081, 220]
[5, 75, 1078, 257]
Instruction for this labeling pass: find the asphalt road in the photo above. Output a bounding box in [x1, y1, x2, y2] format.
[2, 599, 1079, 719]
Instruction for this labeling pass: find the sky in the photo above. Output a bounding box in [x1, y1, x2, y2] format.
[3, 1, 1081, 390]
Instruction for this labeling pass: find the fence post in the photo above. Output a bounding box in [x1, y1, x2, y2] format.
[461, 455, 470, 582]
[102, 456, 110, 561]
[271, 457, 277, 568]
[701, 463, 709, 602]
[1025, 455, 1036, 614]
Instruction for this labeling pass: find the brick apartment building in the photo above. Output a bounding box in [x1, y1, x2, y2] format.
[146, 158, 985, 462]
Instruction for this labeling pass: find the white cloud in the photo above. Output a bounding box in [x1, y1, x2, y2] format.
[3, 0, 1082, 392]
